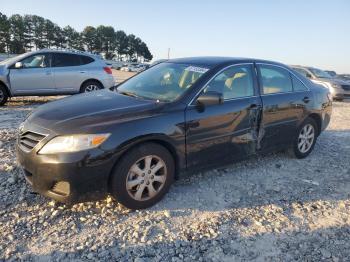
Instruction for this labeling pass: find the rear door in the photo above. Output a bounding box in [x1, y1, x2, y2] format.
[51, 53, 85, 93]
[257, 63, 311, 151]
[9, 53, 55, 94]
[185, 64, 262, 169]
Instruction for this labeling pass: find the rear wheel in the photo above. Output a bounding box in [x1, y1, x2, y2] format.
[110, 143, 175, 209]
[80, 81, 103, 93]
[289, 117, 318, 159]
[0, 85, 8, 106]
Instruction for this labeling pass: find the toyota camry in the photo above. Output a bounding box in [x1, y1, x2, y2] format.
[17, 57, 332, 209]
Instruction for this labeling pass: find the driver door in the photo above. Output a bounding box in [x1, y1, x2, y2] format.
[9, 53, 55, 95]
[185, 64, 262, 169]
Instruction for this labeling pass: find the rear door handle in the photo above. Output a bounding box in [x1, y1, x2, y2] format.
[302, 96, 310, 103]
[80, 71, 86, 74]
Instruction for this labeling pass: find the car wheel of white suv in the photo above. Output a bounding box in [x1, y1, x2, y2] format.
[0, 85, 9, 106]
[81, 81, 103, 93]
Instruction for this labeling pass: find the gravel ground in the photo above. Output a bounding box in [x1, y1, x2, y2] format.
[0, 97, 350, 261]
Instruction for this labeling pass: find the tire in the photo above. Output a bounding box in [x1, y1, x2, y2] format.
[80, 80, 103, 93]
[0, 85, 8, 106]
[110, 143, 175, 209]
[289, 117, 318, 159]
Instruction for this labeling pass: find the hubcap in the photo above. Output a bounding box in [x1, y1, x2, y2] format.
[298, 124, 315, 153]
[84, 84, 99, 92]
[126, 155, 167, 201]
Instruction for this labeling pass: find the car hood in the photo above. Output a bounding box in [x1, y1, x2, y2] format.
[315, 77, 349, 85]
[26, 90, 160, 134]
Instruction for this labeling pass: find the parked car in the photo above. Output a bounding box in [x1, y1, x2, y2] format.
[150, 59, 168, 67]
[336, 74, 350, 83]
[105, 60, 124, 70]
[120, 63, 140, 72]
[131, 64, 149, 73]
[325, 70, 337, 77]
[0, 49, 115, 106]
[291, 65, 350, 101]
[17, 57, 332, 209]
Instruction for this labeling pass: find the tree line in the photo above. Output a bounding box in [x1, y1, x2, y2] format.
[0, 12, 153, 61]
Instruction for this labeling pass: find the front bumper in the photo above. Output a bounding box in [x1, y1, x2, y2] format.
[16, 126, 116, 204]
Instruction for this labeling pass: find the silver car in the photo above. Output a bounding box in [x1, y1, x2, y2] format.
[291, 65, 350, 101]
[0, 49, 115, 106]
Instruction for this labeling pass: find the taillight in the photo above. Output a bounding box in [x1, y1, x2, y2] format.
[103, 67, 112, 74]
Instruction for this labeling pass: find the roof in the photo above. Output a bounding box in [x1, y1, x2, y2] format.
[168, 56, 285, 68]
[31, 48, 102, 58]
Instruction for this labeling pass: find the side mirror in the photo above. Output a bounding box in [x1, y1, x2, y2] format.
[196, 91, 223, 107]
[306, 73, 312, 79]
[14, 62, 23, 69]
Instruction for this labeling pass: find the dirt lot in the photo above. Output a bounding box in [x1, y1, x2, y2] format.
[113, 69, 136, 84]
[0, 96, 350, 261]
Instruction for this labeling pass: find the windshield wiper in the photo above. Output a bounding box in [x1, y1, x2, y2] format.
[118, 90, 140, 98]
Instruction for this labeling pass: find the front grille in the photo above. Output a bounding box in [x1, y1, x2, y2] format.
[342, 85, 350, 91]
[19, 131, 46, 152]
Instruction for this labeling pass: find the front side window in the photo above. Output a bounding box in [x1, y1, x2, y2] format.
[21, 54, 48, 68]
[203, 64, 254, 99]
[259, 65, 293, 94]
[52, 53, 81, 67]
[117, 62, 209, 102]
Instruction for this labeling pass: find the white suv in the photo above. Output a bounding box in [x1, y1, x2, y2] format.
[0, 49, 116, 105]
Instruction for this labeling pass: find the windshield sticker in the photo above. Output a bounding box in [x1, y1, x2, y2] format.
[185, 66, 209, 74]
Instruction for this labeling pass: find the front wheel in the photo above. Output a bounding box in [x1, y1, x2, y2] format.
[110, 143, 175, 209]
[0, 85, 8, 106]
[289, 118, 318, 159]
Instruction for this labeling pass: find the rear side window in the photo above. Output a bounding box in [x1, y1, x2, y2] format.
[80, 55, 94, 65]
[292, 75, 308, 91]
[52, 53, 81, 67]
[259, 65, 293, 94]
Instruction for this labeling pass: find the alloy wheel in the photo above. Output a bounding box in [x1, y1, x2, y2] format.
[298, 124, 315, 153]
[126, 155, 167, 201]
[84, 84, 99, 92]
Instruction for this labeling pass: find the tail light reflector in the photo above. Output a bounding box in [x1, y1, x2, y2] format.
[103, 67, 112, 74]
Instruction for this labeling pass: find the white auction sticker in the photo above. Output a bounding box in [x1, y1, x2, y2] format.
[185, 66, 209, 74]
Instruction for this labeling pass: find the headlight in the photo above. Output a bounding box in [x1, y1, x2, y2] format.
[331, 83, 341, 89]
[38, 134, 110, 154]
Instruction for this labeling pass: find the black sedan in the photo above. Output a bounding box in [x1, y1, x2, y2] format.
[17, 57, 332, 209]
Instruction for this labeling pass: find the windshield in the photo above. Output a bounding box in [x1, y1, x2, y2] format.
[0, 53, 28, 66]
[117, 62, 209, 102]
[310, 68, 332, 79]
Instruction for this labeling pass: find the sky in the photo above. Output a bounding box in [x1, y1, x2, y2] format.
[1, 0, 350, 73]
